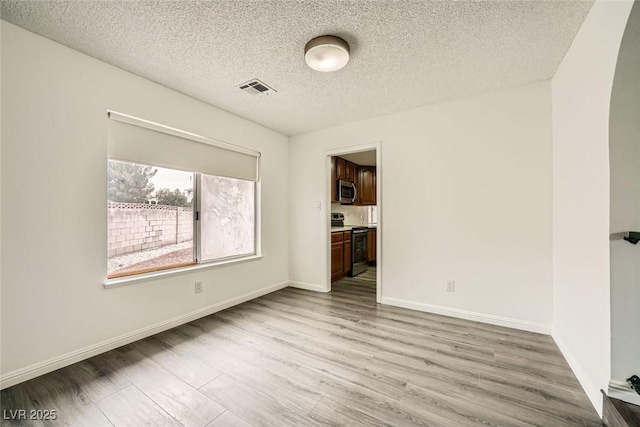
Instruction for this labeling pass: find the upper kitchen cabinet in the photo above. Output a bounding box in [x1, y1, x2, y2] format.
[331, 158, 337, 203]
[345, 161, 356, 182]
[336, 156, 356, 183]
[336, 157, 346, 181]
[358, 166, 376, 205]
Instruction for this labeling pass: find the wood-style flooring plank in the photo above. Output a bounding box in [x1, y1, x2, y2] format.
[257, 339, 409, 401]
[58, 355, 131, 402]
[0, 386, 46, 427]
[399, 382, 535, 427]
[189, 332, 299, 380]
[95, 385, 180, 427]
[208, 367, 323, 415]
[0, 369, 112, 427]
[205, 411, 252, 427]
[104, 348, 225, 427]
[307, 397, 392, 427]
[287, 365, 429, 427]
[151, 327, 206, 355]
[129, 337, 223, 389]
[199, 374, 324, 427]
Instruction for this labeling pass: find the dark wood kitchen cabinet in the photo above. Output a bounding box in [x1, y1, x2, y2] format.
[345, 161, 355, 182]
[331, 158, 337, 203]
[343, 231, 351, 275]
[368, 228, 377, 266]
[335, 156, 356, 183]
[331, 230, 353, 281]
[331, 232, 345, 282]
[358, 166, 376, 205]
[336, 157, 346, 181]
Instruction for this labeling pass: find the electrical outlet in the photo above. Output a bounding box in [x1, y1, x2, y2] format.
[446, 281, 455, 292]
[195, 281, 203, 294]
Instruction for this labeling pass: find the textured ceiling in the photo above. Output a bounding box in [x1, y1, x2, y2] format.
[1, 1, 593, 136]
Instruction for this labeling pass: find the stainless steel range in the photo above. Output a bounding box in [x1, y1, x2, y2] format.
[350, 226, 369, 277]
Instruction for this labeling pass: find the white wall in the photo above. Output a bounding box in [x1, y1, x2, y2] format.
[609, 0, 640, 399]
[290, 81, 553, 332]
[551, 0, 633, 415]
[0, 22, 289, 383]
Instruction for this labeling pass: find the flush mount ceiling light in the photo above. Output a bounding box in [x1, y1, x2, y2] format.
[304, 35, 350, 72]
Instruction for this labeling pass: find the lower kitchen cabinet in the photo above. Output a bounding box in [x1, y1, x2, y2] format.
[343, 233, 351, 275]
[331, 232, 345, 282]
[368, 228, 377, 265]
[332, 230, 353, 282]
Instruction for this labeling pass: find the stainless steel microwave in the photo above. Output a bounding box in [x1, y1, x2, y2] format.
[338, 180, 356, 204]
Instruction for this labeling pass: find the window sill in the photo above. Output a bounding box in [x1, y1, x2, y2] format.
[103, 254, 263, 289]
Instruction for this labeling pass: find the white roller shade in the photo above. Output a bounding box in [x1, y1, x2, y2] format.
[107, 111, 260, 181]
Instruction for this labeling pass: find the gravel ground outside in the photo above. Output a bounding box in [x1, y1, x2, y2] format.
[108, 240, 193, 274]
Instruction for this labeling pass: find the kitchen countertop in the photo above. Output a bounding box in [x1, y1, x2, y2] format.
[331, 224, 377, 232]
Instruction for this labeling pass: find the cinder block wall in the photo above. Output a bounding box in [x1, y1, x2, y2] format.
[107, 203, 193, 258]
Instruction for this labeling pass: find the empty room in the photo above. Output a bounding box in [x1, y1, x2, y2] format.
[1, 1, 639, 426]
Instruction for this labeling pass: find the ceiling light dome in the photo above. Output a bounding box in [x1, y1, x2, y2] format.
[304, 35, 350, 72]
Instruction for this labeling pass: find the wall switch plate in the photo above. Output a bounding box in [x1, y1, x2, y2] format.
[195, 281, 203, 294]
[315, 201, 322, 211]
[446, 281, 455, 292]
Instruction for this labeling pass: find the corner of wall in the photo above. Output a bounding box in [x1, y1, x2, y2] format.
[551, 0, 634, 416]
[552, 328, 603, 415]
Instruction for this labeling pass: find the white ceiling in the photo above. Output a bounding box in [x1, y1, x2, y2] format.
[1, 1, 593, 136]
[341, 151, 376, 167]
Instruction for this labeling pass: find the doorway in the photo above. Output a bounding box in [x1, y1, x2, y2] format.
[325, 143, 381, 303]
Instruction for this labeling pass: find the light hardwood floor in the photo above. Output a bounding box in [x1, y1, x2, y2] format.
[1, 268, 602, 426]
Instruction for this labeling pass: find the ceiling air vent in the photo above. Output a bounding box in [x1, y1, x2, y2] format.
[238, 79, 276, 95]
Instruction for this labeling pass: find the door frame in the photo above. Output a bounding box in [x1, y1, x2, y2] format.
[325, 142, 382, 303]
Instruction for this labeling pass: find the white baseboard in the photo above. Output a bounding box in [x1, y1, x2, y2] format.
[552, 330, 602, 417]
[0, 280, 289, 390]
[380, 297, 552, 335]
[288, 281, 327, 293]
[608, 380, 640, 406]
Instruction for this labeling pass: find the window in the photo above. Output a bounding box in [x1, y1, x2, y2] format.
[107, 160, 257, 278]
[106, 111, 260, 280]
[107, 161, 196, 277]
[200, 174, 255, 261]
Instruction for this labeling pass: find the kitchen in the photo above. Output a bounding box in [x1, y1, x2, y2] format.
[329, 150, 378, 288]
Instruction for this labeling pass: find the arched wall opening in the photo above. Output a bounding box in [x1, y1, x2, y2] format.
[608, 0, 640, 405]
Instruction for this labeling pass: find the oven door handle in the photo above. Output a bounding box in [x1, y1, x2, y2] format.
[351, 183, 357, 203]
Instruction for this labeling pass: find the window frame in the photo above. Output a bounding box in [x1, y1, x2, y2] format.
[105, 160, 260, 284]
